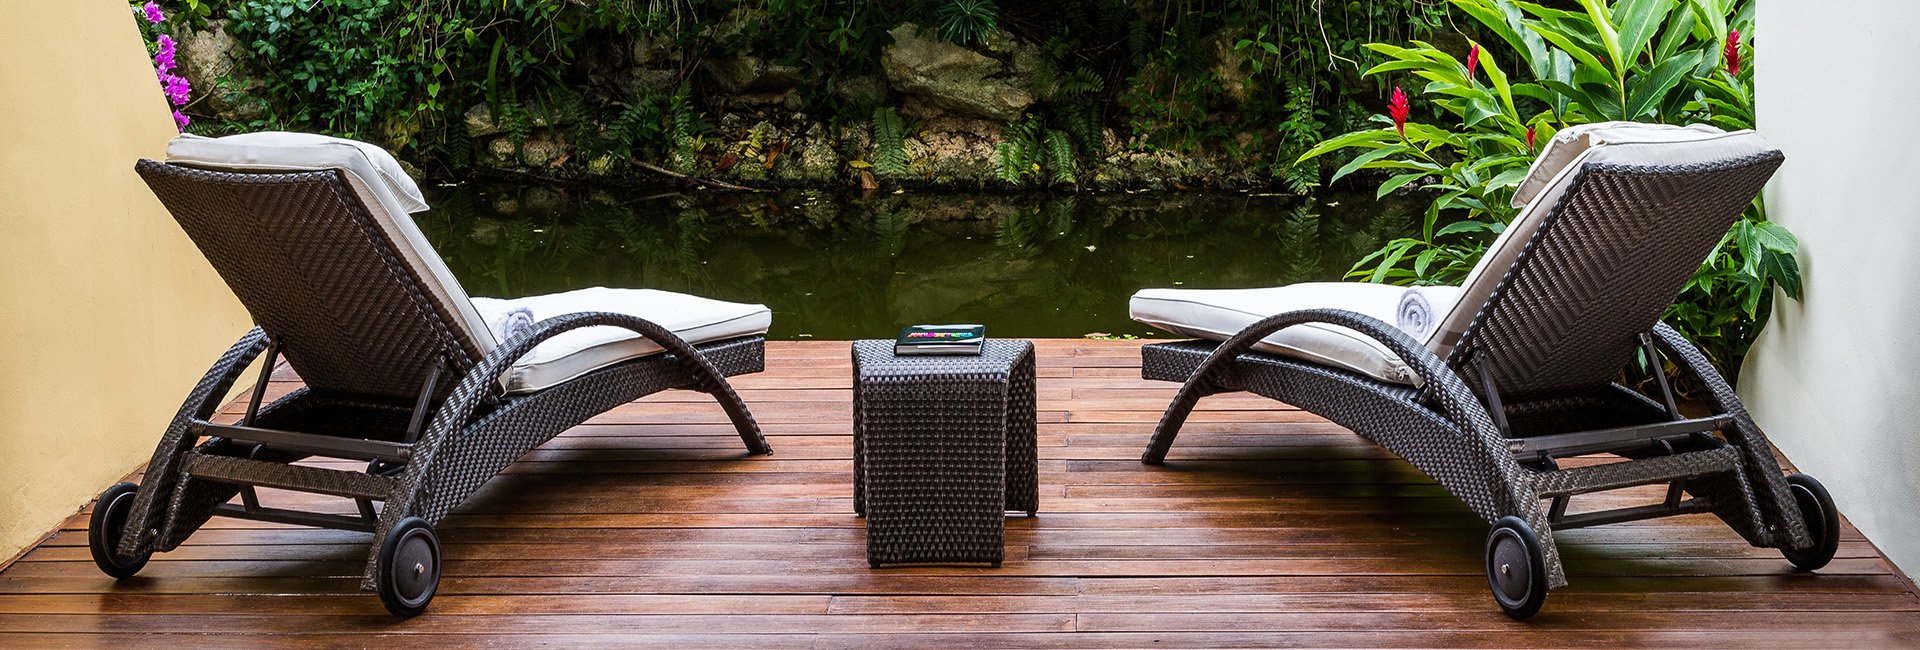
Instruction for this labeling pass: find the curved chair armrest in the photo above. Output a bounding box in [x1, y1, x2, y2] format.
[1191, 309, 1511, 466]
[1648, 321, 1806, 545]
[358, 312, 746, 590]
[1648, 322, 1745, 417]
[418, 310, 729, 458]
[121, 327, 273, 555]
[1200, 309, 1492, 424]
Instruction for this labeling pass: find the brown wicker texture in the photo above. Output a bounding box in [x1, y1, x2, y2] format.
[1137, 151, 1814, 596]
[139, 161, 482, 403]
[852, 340, 1038, 567]
[116, 161, 771, 597]
[1455, 152, 1786, 398]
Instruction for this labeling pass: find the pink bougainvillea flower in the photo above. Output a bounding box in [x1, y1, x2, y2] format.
[1466, 44, 1480, 81]
[154, 34, 177, 75]
[173, 110, 191, 130]
[1724, 29, 1742, 75]
[1388, 87, 1411, 137]
[142, 1, 166, 24]
[1525, 125, 1537, 152]
[161, 73, 192, 106]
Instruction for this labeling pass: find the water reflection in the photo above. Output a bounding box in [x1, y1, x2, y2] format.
[416, 186, 1417, 339]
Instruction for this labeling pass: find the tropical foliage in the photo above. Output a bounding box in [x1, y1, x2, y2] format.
[164, 0, 1447, 185]
[1299, 0, 1788, 378]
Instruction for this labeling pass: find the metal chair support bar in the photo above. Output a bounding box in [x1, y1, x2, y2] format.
[197, 422, 413, 462]
[1508, 415, 1733, 461]
[212, 504, 378, 532]
[1553, 498, 1715, 529]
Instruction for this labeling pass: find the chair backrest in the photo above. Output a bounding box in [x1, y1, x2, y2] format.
[137, 157, 490, 403]
[1429, 124, 1783, 398]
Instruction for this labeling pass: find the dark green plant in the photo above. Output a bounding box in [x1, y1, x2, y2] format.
[871, 107, 909, 177]
[935, 0, 998, 46]
[995, 118, 1040, 184]
[1300, 0, 1789, 378]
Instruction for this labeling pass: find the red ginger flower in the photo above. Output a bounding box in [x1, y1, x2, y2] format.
[1725, 29, 1742, 75]
[1466, 44, 1480, 81]
[1525, 125, 1537, 151]
[1388, 87, 1410, 137]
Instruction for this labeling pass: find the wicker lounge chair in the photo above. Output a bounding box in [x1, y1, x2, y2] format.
[1129, 123, 1839, 618]
[87, 132, 773, 617]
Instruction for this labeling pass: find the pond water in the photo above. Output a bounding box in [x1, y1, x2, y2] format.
[416, 185, 1419, 340]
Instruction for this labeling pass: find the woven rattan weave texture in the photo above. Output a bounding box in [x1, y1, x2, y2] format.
[853, 340, 1037, 567]
[124, 161, 772, 596]
[1136, 151, 1808, 596]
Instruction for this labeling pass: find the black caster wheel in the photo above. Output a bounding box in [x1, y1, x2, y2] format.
[1782, 474, 1840, 571]
[89, 482, 151, 579]
[1485, 515, 1548, 620]
[376, 517, 441, 618]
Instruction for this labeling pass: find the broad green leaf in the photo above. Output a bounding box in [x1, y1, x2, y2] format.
[1414, 248, 1439, 276]
[1574, 0, 1626, 83]
[1371, 242, 1415, 283]
[1689, 0, 1728, 42]
[1612, 0, 1679, 68]
[1751, 220, 1800, 253]
[1365, 60, 1449, 77]
[1626, 51, 1700, 119]
[1452, 0, 1549, 78]
[1761, 249, 1803, 299]
[1297, 128, 1397, 161]
[1333, 144, 1415, 182]
[1513, 0, 1588, 24]
[1471, 38, 1519, 119]
[1435, 219, 1498, 237]
[1540, 79, 1609, 120]
[1411, 40, 1470, 70]
[1653, 4, 1697, 63]
[1485, 167, 1531, 190]
[1527, 23, 1610, 81]
[1463, 95, 1505, 127]
[1403, 123, 1468, 149]
[1377, 172, 1429, 198]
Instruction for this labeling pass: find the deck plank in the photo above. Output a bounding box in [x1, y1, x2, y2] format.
[4, 339, 1916, 647]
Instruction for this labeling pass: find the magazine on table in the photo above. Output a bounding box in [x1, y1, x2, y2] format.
[894, 324, 986, 356]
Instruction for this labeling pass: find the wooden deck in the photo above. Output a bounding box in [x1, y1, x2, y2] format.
[2, 339, 1916, 647]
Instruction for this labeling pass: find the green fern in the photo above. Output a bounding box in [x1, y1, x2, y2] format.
[550, 87, 598, 159]
[501, 96, 532, 159]
[1043, 129, 1075, 185]
[666, 83, 705, 172]
[994, 142, 1024, 184]
[871, 107, 908, 177]
[994, 118, 1039, 184]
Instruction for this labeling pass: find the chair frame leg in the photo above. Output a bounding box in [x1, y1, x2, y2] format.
[704, 379, 771, 456]
[1143, 380, 1219, 465]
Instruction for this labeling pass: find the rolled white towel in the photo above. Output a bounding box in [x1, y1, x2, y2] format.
[1395, 286, 1446, 339]
[493, 306, 536, 343]
[471, 297, 538, 344]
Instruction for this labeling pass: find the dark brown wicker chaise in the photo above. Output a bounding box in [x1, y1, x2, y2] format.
[87, 133, 772, 617]
[1129, 123, 1839, 618]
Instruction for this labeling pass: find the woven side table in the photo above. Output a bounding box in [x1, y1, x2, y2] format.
[852, 339, 1038, 567]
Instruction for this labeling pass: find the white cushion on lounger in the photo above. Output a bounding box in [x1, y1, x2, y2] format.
[1130, 283, 1430, 385]
[1131, 123, 1776, 386]
[165, 132, 498, 352]
[1510, 122, 1728, 208]
[471, 287, 772, 394]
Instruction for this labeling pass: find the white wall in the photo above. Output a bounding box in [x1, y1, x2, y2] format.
[1743, 0, 1920, 577]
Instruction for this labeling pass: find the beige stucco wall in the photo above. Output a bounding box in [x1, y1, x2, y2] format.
[0, 1, 251, 562]
[1744, 0, 1920, 577]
